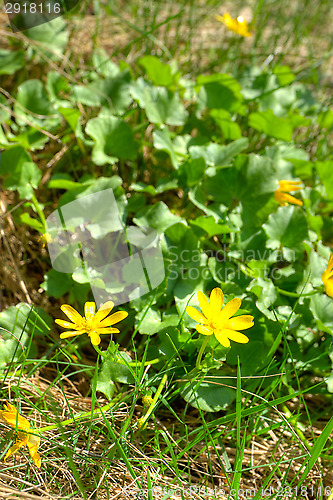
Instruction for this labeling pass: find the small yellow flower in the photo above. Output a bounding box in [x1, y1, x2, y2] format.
[39, 232, 52, 248]
[55, 301, 128, 346]
[274, 180, 303, 206]
[215, 13, 252, 37]
[321, 253, 333, 298]
[186, 287, 254, 348]
[0, 401, 41, 468]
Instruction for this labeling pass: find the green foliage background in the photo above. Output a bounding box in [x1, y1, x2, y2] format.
[0, 0, 333, 494]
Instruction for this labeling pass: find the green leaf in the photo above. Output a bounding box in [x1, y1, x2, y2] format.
[189, 138, 248, 167]
[1, 147, 41, 199]
[180, 371, 237, 412]
[247, 278, 278, 320]
[41, 269, 74, 298]
[273, 65, 295, 86]
[178, 158, 206, 187]
[0, 49, 25, 75]
[72, 71, 132, 113]
[316, 161, 333, 201]
[86, 114, 138, 165]
[133, 202, 182, 234]
[14, 79, 58, 128]
[0, 303, 51, 369]
[203, 154, 277, 209]
[210, 109, 242, 140]
[153, 128, 188, 168]
[19, 213, 44, 232]
[92, 49, 121, 78]
[317, 109, 333, 130]
[97, 349, 135, 399]
[249, 109, 293, 141]
[9, 129, 49, 151]
[310, 294, 333, 330]
[136, 85, 187, 126]
[58, 107, 81, 132]
[197, 74, 243, 112]
[190, 216, 236, 237]
[139, 56, 175, 87]
[263, 206, 308, 252]
[131, 179, 178, 195]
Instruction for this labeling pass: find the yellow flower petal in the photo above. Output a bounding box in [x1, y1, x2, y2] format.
[54, 319, 77, 329]
[195, 325, 213, 335]
[209, 288, 223, 314]
[278, 180, 302, 192]
[59, 330, 85, 339]
[84, 302, 96, 322]
[186, 306, 208, 324]
[322, 253, 333, 297]
[4, 441, 25, 461]
[97, 310, 128, 327]
[213, 331, 231, 348]
[275, 191, 303, 206]
[227, 315, 254, 330]
[197, 291, 211, 318]
[60, 304, 83, 324]
[95, 327, 120, 334]
[218, 297, 241, 322]
[325, 280, 333, 298]
[274, 180, 303, 206]
[27, 434, 41, 468]
[89, 332, 101, 345]
[221, 329, 249, 344]
[94, 301, 115, 322]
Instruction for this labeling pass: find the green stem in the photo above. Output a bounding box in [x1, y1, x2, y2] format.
[137, 373, 168, 428]
[30, 192, 46, 229]
[196, 336, 210, 370]
[126, 358, 161, 366]
[38, 397, 121, 433]
[276, 287, 323, 298]
[92, 344, 107, 358]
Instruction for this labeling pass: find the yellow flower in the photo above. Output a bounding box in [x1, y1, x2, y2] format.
[215, 13, 252, 37]
[274, 180, 303, 206]
[39, 232, 52, 248]
[55, 301, 128, 346]
[0, 401, 41, 468]
[321, 253, 333, 298]
[186, 287, 254, 348]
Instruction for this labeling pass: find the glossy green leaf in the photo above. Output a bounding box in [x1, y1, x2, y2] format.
[86, 114, 138, 165]
[249, 109, 293, 141]
[0, 49, 25, 75]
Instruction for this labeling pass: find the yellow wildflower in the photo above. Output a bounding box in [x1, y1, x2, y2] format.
[0, 401, 41, 468]
[274, 180, 303, 206]
[321, 253, 333, 298]
[39, 232, 52, 248]
[55, 301, 128, 346]
[186, 287, 254, 348]
[215, 13, 252, 37]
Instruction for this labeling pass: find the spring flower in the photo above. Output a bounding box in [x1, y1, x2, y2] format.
[186, 287, 254, 348]
[0, 401, 41, 468]
[215, 13, 252, 37]
[39, 232, 52, 248]
[274, 180, 303, 206]
[55, 301, 128, 346]
[321, 253, 333, 298]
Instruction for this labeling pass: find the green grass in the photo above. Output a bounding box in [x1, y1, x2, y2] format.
[1, 0, 333, 498]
